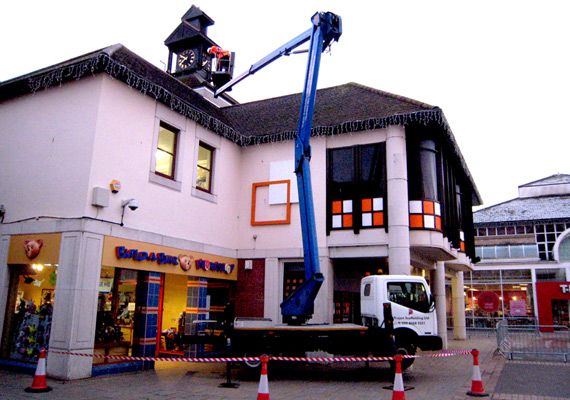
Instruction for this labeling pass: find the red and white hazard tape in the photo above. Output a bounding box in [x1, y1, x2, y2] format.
[47, 349, 472, 363]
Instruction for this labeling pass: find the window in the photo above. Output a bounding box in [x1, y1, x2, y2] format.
[283, 262, 305, 300]
[327, 143, 386, 233]
[196, 142, 214, 193]
[408, 139, 440, 201]
[476, 244, 539, 259]
[387, 281, 430, 313]
[155, 122, 178, 179]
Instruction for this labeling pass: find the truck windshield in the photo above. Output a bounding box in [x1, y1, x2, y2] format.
[387, 282, 430, 313]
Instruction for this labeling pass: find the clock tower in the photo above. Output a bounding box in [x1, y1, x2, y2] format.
[165, 5, 224, 86]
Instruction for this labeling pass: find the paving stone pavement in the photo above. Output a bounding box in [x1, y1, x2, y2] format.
[1, 335, 568, 399]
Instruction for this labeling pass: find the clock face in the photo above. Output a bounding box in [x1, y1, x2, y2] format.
[177, 49, 196, 70]
[202, 54, 211, 71]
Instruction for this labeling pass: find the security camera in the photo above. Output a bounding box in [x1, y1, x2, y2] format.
[122, 199, 139, 211]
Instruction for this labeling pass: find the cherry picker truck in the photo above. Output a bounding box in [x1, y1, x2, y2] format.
[200, 11, 443, 369]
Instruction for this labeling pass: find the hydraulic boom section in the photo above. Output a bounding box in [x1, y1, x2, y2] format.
[215, 12, 341, 325]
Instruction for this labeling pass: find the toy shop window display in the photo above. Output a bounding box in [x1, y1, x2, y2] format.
[1, 263, 57, 362]
[94, 267, 137, 364]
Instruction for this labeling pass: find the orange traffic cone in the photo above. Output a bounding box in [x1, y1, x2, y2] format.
[392, 354, 406, 400]
[467, 349, 489, 397]
[257, 355, 270, 400]
[25, 348, 52, 393]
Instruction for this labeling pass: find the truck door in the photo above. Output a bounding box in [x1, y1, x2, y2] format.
[387, 281, 436, 333]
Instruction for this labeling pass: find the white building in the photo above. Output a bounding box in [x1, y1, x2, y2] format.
[0, 6, 481, 379]
[471, 174, 570, 328]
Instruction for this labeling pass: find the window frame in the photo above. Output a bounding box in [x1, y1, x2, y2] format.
[195, 141, 215, 194]
[327, 142, 386, 234]
[154, 121, 179, 180]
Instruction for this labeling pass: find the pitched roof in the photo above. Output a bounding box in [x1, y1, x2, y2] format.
[473, 195, 570, 224]
[220, 83, 437, 138]
[0, 44, 480, 203]
[520, 174, 570, 188]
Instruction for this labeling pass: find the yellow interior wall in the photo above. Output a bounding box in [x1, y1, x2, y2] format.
[18, 265, 57, 306]
[161, 273, 187, 332]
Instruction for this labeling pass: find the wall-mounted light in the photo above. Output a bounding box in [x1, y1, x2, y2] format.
[120, 199, 139, 226]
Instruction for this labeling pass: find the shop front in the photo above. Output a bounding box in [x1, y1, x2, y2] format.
[1, 234, 61, 365]
[536, 282, 570, 327]
[461, 269, 535, 329]
[99, 237, 238, 365]
[1, 233, 237, 377]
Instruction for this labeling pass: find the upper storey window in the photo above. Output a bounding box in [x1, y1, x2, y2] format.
[196, 142, 214, 193]
[408, 139, 439, 201]
[155, 122, 179, 179]
[327, 143, 386, 233]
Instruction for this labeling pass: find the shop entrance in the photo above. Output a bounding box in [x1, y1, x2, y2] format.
[158, 274, 187, 356]
[157, 275, 232, 358]
[1, 264, 57, 363]
[334, 291, 360, 323]
[95, 267, 137, 364]
[552, 299, 569, 327]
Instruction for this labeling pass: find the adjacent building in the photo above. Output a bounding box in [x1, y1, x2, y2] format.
[0, 6, 481, 379]
[471, 174, 570, 328]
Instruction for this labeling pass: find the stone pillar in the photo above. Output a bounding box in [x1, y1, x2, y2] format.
[433, 262, 448, 348]
[313, 256, 333, 325]
[0, 235, 10, 345]
[264, 258, 280, 323]
[47, 232, 104, 380]
[386, 125, 410, 275]
[452, 271, 467, 340]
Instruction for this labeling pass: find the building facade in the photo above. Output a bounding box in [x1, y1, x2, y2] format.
[0, 7, 480, 379]
[471, 175, 570, 328]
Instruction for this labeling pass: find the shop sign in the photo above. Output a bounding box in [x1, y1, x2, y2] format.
[115, 246, 235, 275]
[195, 258, 235, 275]
[477, 291, 501, 313]
[8, 233, 62, 265]
[115, 246, 179, 265]
[104, 237, 238, 280]
[561, 284, 570, 294]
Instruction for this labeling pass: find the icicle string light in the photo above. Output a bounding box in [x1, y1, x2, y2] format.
[26, 51, 453, 150]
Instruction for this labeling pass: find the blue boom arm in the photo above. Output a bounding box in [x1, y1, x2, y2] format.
[216, 12, 342, 325]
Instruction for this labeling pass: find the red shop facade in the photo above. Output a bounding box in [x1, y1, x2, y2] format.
[535, 282, 570, 327]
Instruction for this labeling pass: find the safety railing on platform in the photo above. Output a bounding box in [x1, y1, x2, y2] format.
[496, 320, 570, 362]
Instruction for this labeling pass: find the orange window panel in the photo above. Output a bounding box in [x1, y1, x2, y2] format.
[409, 214, 424, 228]
[332, 201, 343, 214]
[423, 200, 435, 215]
[362, 198, 372, 212]
[373, 212, 384, 226]
[342, 214, 353, 228]
[435, 216, 442, 230]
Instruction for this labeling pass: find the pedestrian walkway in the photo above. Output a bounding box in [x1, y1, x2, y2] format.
[0, 336, 567, 399]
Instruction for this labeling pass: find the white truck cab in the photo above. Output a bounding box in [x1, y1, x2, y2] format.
[361, 275, 441, 355]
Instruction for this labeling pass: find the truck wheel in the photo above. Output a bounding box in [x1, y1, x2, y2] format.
[395, 344, 416, 370]
[390, 338, 416, 370]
